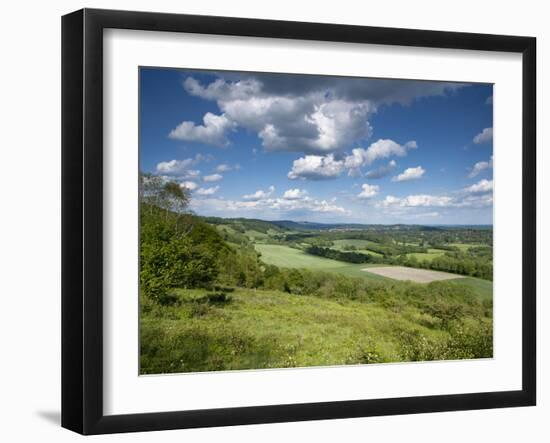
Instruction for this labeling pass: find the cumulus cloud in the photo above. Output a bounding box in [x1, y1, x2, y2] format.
[288, 154, 345, 180]
[243, 185, 275, 201]
[283, 188, 308, 200]
[156, 158, 196, 175]
[379, 184, 493, 211]
[215, 163, 240, 172]
[364, 160, 397, 179]
[168, 112, 235, 147]
[468, 156, 493, 178]
[464, 179, 493, 194]
[192, 194, 348, 217]
[180, 181, 198, 191]
[196, 186, 220, 196]
[382, 194, 452, 208]
[392, 166, 425, 182]
[473, 127, 493, 144]
[184, 76, 374, 153]
[358, 183, 380, 199]
[180, 73, 462, 153]
[456, 193, 493, 208]
[344, 139, 416, 176]
[288, 139, 416, 181]
[203, 173, 223, 182]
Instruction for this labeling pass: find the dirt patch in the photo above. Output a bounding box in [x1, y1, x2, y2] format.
[362, 266, 465, 283]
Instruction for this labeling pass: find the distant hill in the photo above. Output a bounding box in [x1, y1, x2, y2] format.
[200, 216, 492, 233]
[271, 220, 450, 231]
[199, 216, 456, 232]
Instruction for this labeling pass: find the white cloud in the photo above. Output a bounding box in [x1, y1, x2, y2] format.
[416, 212, 440, 218]
[464, 179, 493, 194]
[288, 154, 345, 180]
[468, 156, 493, 178]
[156, 158, 195, 175]
[392, 166, 425, 182]
[203, 173, 223, 183]
[180, 181, 198, 191]
[365, 160, 397, 179]
[185, 77, 375, 153]
[379, 185, 493, 211]
[214, 163, 240, 172]
[358, 183, 380, 199]
[193, 195, 348, 216]
[382, 194, 453, 208]
[344, 139, 416, 176]
[168, 112, 235, 147]
[283, 188, 308, 200]
[456, 193, 493, 208]
[196, 186, 220, 196]
[287, 139, 416, 181]
[243, 185, 275, 201]
[473, 127, 493, 144]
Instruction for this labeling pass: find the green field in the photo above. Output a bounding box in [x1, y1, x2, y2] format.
[448, 243, 484, 251]
[255, 244, 390, 281]
[244, 229, 269, 241]
[406, 248, 446, 261]
[331, 239, 384, 257]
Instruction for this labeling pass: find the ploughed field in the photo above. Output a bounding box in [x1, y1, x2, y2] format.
[363, 266, 466, 283]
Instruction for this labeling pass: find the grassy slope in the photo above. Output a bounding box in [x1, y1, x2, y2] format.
[255, 244, 390, 281]
[447, 277, 493, 301]
[140, 287, 451, 374]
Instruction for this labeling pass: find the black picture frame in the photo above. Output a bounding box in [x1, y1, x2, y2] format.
[62, 8, 536, 435]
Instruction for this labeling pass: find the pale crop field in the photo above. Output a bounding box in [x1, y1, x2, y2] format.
[363, 266, 466, 283]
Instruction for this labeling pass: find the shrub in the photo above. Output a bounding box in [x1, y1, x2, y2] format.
[204, 292, 232, 304]
[347, 340, 385, 364]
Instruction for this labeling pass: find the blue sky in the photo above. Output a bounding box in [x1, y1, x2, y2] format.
[140, 68, 493, 225]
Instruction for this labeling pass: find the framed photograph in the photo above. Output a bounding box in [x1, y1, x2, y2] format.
[62, 8, 536, 435]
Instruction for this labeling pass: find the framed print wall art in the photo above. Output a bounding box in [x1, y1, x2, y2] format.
[61, 8, 536, 435]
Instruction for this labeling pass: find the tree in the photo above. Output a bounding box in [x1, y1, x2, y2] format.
[139, 172, 190, 220]
[163, 181, 190, 214]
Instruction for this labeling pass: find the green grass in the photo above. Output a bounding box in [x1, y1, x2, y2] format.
[447, 277, 493, 301]
[447, 243, 484, 251]
[255, 244, 390, 281]
[244, 229, 269, 241]
[406, 249, 446, 262]
[141, 286, 492, 374]
[256, 244, 350, 268]
[331, 239, 384, 257]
